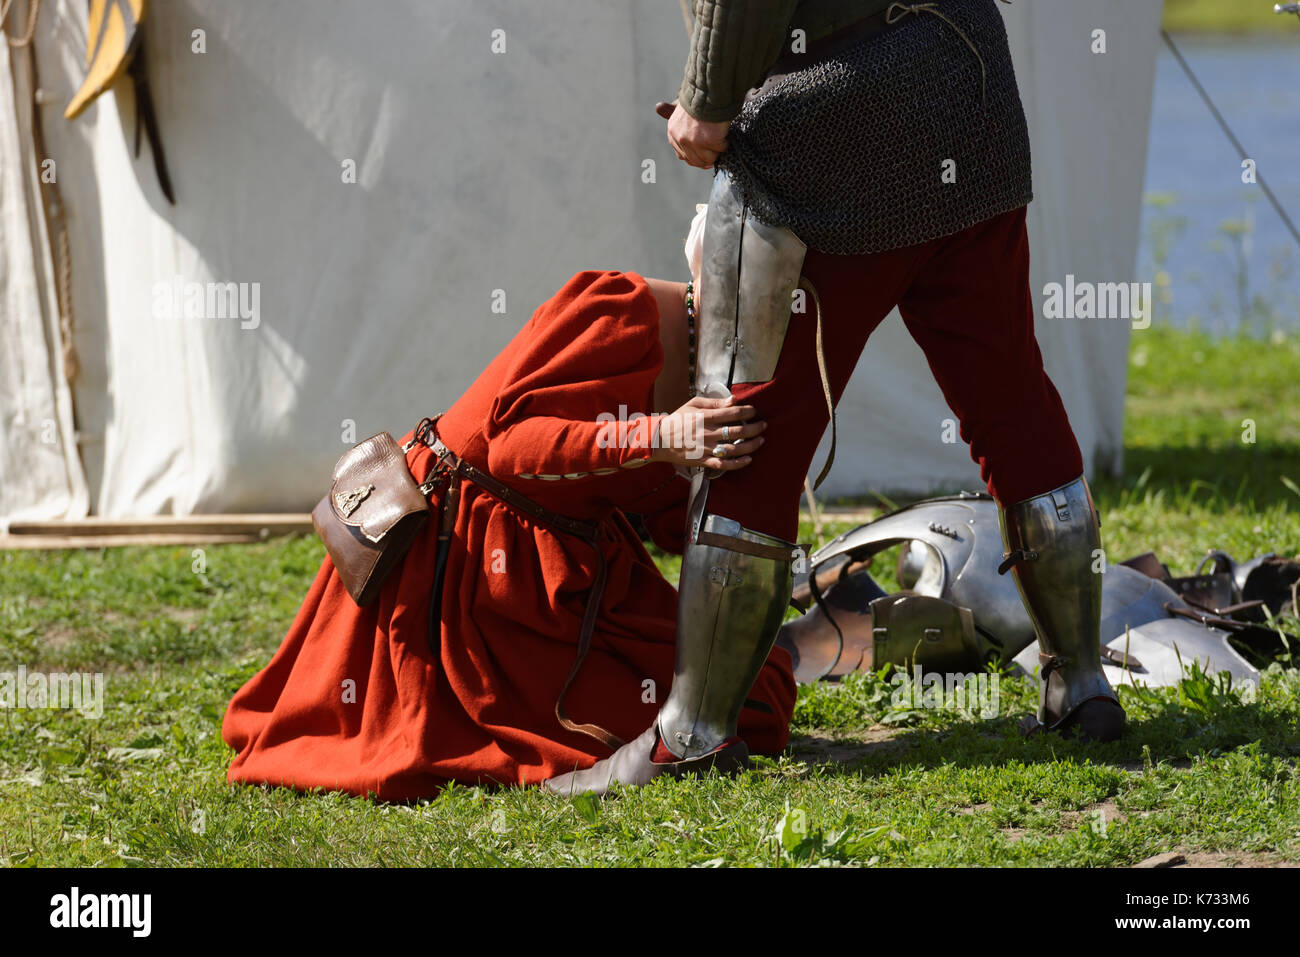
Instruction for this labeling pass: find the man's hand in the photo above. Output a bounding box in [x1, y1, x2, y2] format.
[651, 395, 766, 471]
[657, 101, 730, 169]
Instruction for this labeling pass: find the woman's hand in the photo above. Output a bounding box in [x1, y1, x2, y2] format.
[651, 395, 766, 471]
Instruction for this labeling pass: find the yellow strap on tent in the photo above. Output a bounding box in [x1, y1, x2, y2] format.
[63, 0, 145, 120]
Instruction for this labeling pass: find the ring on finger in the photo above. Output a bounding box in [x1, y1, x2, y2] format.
[713, 443, 728, 459]
[721, 425, 731, 441]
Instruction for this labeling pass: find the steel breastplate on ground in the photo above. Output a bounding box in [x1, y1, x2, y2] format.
[1014, 563, 1260, 689]
[789, 492, 1264, 688]
[801, 491, 1032, 662]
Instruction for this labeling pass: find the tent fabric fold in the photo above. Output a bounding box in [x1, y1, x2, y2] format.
[0, 0, 1162, 519]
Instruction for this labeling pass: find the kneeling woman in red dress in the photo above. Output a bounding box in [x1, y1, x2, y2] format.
[222, 270, 796, 800]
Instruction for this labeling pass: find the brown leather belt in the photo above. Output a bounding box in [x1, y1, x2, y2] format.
[416, 417, 622, 751]
[429, 443, 600, 543]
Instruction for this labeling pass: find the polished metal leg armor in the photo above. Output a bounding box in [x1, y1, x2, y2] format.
[657, 515, 796, 759]
[542, 170, 807, 797]
[659, 168, 806, 759]
[695, 169, 808, 399]
[997, 475, 1125, 741]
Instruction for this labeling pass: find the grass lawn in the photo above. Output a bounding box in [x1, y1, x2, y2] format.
[1163, 0, 1300, 34]
[2, 323, 1299, 867]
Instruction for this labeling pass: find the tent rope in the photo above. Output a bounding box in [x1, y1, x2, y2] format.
[1, 0, 41, 47]
[1160, 28, 1300, 253]
[5, 0, 78, 380]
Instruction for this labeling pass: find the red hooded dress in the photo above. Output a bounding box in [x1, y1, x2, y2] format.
[222, 270, 796, 800]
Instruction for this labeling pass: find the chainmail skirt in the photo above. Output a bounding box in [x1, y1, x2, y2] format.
[718, 0, 1033, 255]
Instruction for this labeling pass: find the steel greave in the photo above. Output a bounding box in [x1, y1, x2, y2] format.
[696, 169, 807, 396]
[998, 474, 1120, 728]
[657, 514, 795, 759]
[659, 168, 804, 762]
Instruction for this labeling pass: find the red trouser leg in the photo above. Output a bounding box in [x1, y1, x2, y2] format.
[706, 205, 1084, 543]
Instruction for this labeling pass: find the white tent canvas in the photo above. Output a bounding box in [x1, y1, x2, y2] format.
[1, 0, 1162, 520]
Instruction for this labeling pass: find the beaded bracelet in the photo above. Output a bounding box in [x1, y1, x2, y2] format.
[685, 280, 697, 398]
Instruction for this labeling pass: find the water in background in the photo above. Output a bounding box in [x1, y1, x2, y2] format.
[1138, 35, 1300, 335]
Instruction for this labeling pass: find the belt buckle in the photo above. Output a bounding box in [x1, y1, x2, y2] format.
[419, 464, 450, 497]
[418, 439, 455, 497]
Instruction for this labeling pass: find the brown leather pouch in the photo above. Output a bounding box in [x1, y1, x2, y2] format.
[311, 431, 433, 606]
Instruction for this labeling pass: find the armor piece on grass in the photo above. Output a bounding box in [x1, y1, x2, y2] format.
[781, 491, 1266, 698]
[1013, 617, 1259, 693]
[868, 593, 983, 675]
[792, 491, 1035, 664]
[789, 492, 1271, 663]
[778, 562, 887, 683]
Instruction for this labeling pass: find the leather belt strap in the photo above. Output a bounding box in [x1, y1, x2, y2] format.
[805, 280, 837, 491]
[419, 422, 623, 751]
[431, 446, 600, 542]
[1163, 601, 1252, 634]
[696, 529, 798, 563]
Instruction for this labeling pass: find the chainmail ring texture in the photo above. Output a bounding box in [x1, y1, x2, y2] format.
[718, 0, 1033, 255]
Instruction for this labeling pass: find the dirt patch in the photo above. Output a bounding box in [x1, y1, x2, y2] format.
[158, 607, 205, 627]
[1063, 798, 1129, 829]
[41, 624, 83, 649]
[43, 606, 205, 645]
[102, 607, 205, 627]
[1169, 850, 1298, 868]
[790, 725, 909, 764]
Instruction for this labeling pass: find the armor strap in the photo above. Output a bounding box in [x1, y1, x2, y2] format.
[1036, 653, 1064, 724]
[1100, 645, 1143, 670]
[804, 557, 846, 683]
[1163, 602, 1257, 634]
[696, 528, 798, 563]
[696, 524, 808, 564]
[807, 280, 837, 491]
[425, 471, 460, 656]
[997, 548, 1037, 575]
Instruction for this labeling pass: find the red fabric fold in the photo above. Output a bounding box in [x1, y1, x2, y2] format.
[223, 270, 795, 800]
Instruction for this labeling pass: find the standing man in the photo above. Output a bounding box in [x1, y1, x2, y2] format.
[547, 0, 1124, 797]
